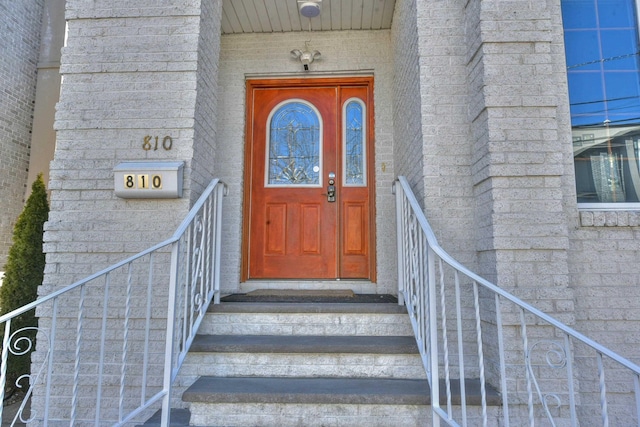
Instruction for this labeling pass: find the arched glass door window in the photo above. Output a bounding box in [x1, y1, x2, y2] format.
[343, 98, 366, 186]
[266, 100, 322, 186]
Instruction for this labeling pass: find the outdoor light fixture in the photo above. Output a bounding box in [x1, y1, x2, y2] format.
[292, 1, 322, 71]
[298, 0, 322, 18]
[291, 45, 321, 71]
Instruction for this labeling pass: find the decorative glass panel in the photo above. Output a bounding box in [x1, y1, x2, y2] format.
[267, 101, 321, 186]
[344, 99, 366, 186]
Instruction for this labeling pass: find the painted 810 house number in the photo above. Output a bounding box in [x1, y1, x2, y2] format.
[142, 135, 173, 151]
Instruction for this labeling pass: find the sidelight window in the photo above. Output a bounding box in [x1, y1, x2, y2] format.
[343, 98, 366, 186]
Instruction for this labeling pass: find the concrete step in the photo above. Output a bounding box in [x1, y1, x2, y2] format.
[183, 376, 501, 427]
[173, 298, 500, 426]
[190, 334, 419, 354]
[200, 302, 413, 336]
[178, 335, 426, 381]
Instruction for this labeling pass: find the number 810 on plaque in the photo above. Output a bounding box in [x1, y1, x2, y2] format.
[114, 161, 183, 199]
[124, 174, 163, 190]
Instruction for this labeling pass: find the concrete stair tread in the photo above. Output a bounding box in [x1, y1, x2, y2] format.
[190, 334, 419, 354]
[183, 376, 501, 406]
[183, 376, 429, 405]
[210, 302, 407, 314]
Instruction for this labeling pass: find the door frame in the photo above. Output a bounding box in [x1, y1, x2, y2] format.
[240, 76, 377, 282]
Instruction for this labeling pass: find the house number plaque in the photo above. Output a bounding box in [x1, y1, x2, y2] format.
[114, 161, 184, 199]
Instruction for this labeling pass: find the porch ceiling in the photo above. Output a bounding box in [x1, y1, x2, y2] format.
[221, 0, 396, 34]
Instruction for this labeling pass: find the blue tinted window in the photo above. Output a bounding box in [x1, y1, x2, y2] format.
[598, 0, 636, 27]
[564, 30, 600, 71]
[563, 0, 640, 204]
[601, 29, 638, 70]
[563, 0, 640, 126]
[562, 0, 597, 28]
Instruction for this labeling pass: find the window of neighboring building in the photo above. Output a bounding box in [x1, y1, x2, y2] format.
[562, 0, 640, 208]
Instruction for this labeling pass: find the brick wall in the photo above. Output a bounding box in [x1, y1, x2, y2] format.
[417, 0, 477, 266]
[391, 0, 425, 204]
[191, 0, 222, 199]
[0, 1, 44, 266]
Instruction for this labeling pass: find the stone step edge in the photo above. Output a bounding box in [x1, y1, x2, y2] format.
[190, 334, 419, 354]
[183, 376, 501, 406]
[209, 302, 408, 314]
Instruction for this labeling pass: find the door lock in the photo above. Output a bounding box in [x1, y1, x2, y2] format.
[327, 172, 336, 202]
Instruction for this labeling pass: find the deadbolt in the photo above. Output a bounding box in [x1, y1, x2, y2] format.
[327, 172, 336, 202]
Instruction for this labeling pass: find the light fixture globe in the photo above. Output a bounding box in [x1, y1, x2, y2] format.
[298, 1, 321, 18]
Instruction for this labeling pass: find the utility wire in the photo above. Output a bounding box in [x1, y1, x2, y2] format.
[572, 103, 639, 116]
[570, 95, 640, 106]
[566, 50, 640, 70]
[572, 116, 640, 127]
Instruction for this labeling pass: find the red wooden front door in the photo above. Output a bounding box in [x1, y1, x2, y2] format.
[242, 78, 375, 281]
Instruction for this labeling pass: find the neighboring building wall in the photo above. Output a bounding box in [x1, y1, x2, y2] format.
[216, 30, 396, 294]
[26, 0, 66, 199]
[0, 1, 44, 266]
[36, 0, 222, 422]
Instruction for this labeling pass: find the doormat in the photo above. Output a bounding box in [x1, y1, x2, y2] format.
[220, 289, 398, 304]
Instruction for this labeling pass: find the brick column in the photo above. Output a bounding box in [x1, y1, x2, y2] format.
[35, 0, 222, 423]
[465, 0, 577, 418]
[467, 0, 575, 322]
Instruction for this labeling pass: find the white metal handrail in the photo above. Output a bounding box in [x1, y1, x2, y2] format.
[0, 178, 227, 427]
[393, 176, 640, 427]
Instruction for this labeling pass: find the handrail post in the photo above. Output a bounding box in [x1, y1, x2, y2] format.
[161, 240, 181, 427]
[393, 181, 405, 306]
[427, 245, 440, 427]
[0, 319, 11, 423]
[212, 184, 225, 304]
